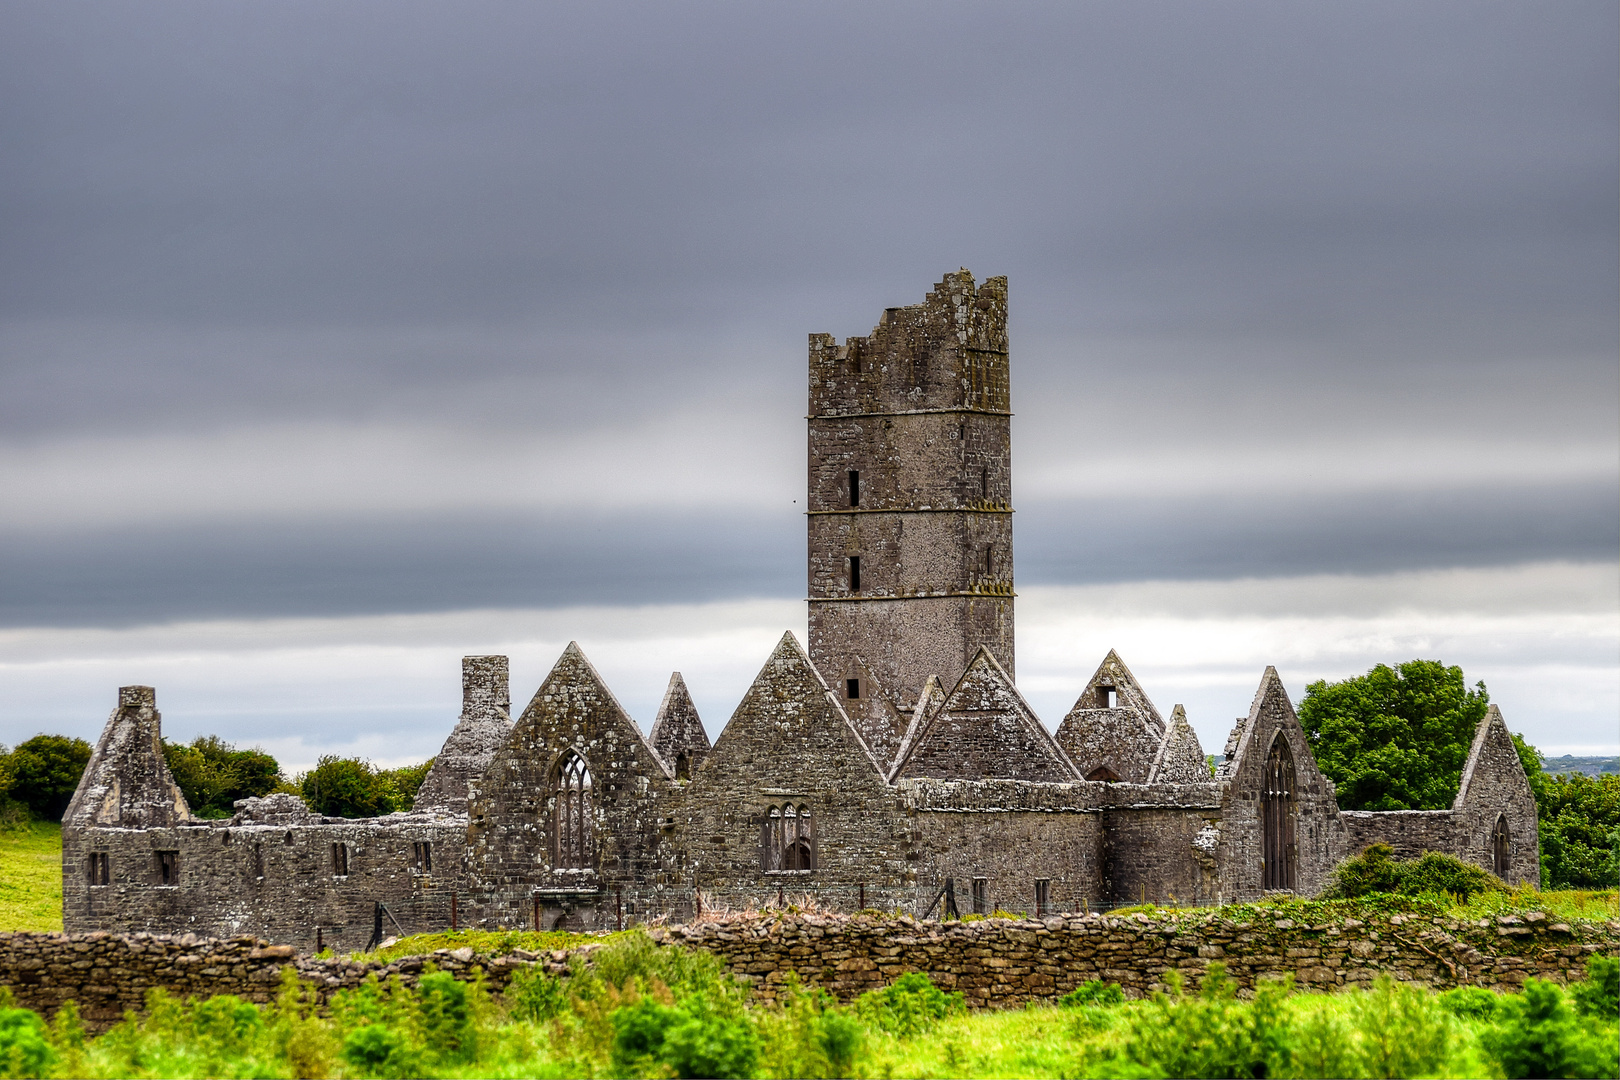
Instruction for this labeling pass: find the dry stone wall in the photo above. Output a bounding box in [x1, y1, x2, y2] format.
[662, 911, 1620, 1009]
[7, 911, 1615, 1035]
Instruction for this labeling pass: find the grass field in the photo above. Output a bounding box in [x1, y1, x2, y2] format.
[0, 821, 61, 932]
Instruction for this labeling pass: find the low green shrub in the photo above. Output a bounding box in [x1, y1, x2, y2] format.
[854, 971, 964, 1038]
[1059, 980, 1125, 1008]
[1482, 976, 1620, 1079]
[755, 977, 865, 1080]
[1323, 843, 1505, 900]
[0, 1007, 56, 1080]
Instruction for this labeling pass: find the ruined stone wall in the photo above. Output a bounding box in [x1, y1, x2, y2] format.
[65, 815, 471, 954]
[1340, 811, 1457, 862]
[902, 779, 1102, 914]
[1217, 672, 1350, 900]
[466, 644, 678, 933]
[1100, 790, 1224, 905]
[663, 911, 1619, 1009]
[12, 912, 1612, 1035]
[675, 636, 918, 915]
[414, 656, 513, 815]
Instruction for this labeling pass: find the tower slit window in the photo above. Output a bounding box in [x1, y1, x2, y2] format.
[849, 556, 861, 592]
[849, 470, 860, 507]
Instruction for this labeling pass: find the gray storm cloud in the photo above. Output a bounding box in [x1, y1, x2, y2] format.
[0, 0, 1614, 628]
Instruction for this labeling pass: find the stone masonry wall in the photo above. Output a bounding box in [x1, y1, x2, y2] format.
[7, 912, 1615, 1034]
[663, 911, 1620, 1009]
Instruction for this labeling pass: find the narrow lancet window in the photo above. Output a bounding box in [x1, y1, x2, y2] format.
[1261, 734, 1297, 891]
[849, 470, 860, 507]
[1492, 815, 1510, 878]
[553, 751, 594, 870]
[849, 556, 861, 592]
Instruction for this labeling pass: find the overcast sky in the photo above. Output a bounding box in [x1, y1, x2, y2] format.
[2, 1, 1615, 766]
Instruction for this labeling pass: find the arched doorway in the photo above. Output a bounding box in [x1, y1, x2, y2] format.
[1261, 734, 1296, 891]
[1492, 815, 1510, 878]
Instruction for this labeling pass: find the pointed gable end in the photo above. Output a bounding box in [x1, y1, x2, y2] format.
[1148, 704, 1209, 784]
[1055, 650, 1166, 784]
[1074, 649, 1164, 732]
[648, 672, 712, 780]
[493, 641, 669, 785]
[894, 648, 1076, 782]
[707, 632, 888, 781]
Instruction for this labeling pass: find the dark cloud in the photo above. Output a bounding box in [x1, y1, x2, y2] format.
[0, 1, 1614, 625]
[2, 480, 1611, 628]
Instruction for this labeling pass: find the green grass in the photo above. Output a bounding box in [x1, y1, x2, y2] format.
[359, 928, 622, 964]
[0, 820, 61, 931]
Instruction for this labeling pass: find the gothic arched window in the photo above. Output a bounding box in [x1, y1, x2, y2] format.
[1492, 815, 1510, 878]
[552, 751, 594, 870]
[760, 803, 815, 871]
[1261, 734, 1296, 891]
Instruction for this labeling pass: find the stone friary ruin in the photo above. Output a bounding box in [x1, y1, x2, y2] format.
[63, 272, 1538, 950]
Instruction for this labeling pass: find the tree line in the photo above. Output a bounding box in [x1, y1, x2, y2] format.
[0, 735, 433, 824]
[3, 658, 1615, 887]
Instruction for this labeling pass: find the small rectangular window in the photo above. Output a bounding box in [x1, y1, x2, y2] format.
[846, 678, 861, 700]
[972, 877, 988, 915]
[413, 841, 432, 873]
[88, 852, 109, 886]
[156, 850, 179, 886]
[332, 842, 349, 877]
[849, 556, 861, 592]
[1035, 878, 1051, 916]
[848, 470, 860, 507]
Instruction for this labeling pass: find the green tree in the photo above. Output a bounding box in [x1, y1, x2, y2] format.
[299, 756, 401, 818]
[1, 734, 93, 821]
[376, 759, 433, 809]
[1538, 772, 1619, 889]
[161, 735, 283, 818]
[1298, 660, 1492, 811]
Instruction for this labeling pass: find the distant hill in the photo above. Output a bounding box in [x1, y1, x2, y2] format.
[1541, 755, 1619, 778]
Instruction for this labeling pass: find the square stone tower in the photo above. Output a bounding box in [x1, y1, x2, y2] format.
[807, 270, 1014, 759]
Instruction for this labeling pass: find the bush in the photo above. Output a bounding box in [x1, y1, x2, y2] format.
[756, 977, 865, 1079]
[0, 1007, 56, 1080]
[1322, 843, 1504, 900]
[1481, 976, 1619, 1079]
[1094, 965, 1294, 1079]
[1438, 984, 1501, 1021]
[1569, 954, 1618, 1021]
[608, 995, 759, 1079]
[854, 972, 964, 1038]
[1349, 976, 1452, 1079]
[1060, 980, 1125, 1008]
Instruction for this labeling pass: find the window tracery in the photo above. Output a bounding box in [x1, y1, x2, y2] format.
[760, 803, 815, 871]
[552, 751, 594, 870]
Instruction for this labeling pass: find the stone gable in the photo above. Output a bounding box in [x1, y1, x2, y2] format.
[647, 672, 711, 781]
[894, 648, 1076, 782]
